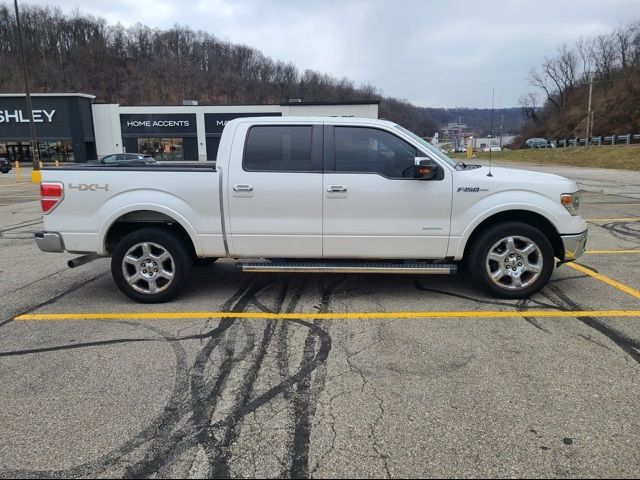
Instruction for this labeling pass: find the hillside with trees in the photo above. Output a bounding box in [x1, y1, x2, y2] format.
[0, 4, 441, 136]
[521, 21, 640, 140]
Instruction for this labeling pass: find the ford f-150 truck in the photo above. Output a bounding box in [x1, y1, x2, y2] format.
[35, 117, 587, 303]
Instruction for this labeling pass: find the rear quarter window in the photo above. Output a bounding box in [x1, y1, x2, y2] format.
[243, 125, 313, 172]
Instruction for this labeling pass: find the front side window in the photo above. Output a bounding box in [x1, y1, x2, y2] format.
[244, 126, 313, 171]
[334, 127, 417, 178]
[393, 124, 457, 168]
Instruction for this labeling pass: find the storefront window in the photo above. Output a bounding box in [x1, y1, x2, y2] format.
[137, 137, 184, 161]
[38, 141, 74, 163]
[0, 141, 74, 163]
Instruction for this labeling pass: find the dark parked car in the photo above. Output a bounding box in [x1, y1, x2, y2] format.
[0, 157, 12, 173]
[95, 153, 157, 164]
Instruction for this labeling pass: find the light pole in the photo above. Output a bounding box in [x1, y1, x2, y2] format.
[13, 0, 41, 182]
[585, 74, 593, 148]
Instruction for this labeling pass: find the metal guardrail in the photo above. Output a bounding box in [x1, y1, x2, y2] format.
[553, 134, 640, 147]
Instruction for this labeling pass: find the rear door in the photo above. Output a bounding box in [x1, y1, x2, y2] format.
[226, 122, 324, 258]
[322, 125, 452, 259]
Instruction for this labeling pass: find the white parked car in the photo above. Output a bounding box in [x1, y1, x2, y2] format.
[36, 117, 587, 302]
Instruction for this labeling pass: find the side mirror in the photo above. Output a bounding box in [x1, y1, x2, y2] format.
[413, 157, 439, 180]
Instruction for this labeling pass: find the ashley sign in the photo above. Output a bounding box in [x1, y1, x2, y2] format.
[0, 109, 56, 123]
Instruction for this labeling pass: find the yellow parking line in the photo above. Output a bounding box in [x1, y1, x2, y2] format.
[586, 218, 640, 222]
[13, 310, 640, 321]
[566, 263, 640, 300]
[585, 250, 640, 254]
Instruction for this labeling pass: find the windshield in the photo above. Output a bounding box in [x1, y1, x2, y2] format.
[393, 124, 458, 168]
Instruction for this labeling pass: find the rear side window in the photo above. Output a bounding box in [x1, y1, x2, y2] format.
[244, 126, 313, 171]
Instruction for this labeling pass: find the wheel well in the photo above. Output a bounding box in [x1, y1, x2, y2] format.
[104, 210, 196, 256]
[463, 210, 564, 260]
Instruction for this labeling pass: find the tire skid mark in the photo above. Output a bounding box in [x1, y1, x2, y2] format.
[516, 297, 554, 333]
[210, 318, 332, 427]
[0, 280, 254, 479]
[206, 279, 289, 477]
[597, 221, 640, 245]
[0, 272, 109, 329]
[123, 278, 266, 477]
[0, 320, 190, 479]
[541, 285, 640, 364]
[413, 278, 559, 310]
[275, 279, 309, 473]
[576, 333, 613, 351]
[0, 320, 259, 358]
[0, 219, 41, 235]
[548, 274, 589, 284]
[0, 274, 338, 478]
[119, 276, 330, 478]
[288, 280, 340, 479]
[0, 281, 259, 359]
[10, 267, 70, 295]
[0, 336, 156, 357]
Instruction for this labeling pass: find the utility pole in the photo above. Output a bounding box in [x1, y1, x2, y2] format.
[585, 74, 593, 148]
[13, 0, 41, 182]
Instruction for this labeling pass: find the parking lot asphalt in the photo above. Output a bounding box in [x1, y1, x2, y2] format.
[0, 163, 639, 478]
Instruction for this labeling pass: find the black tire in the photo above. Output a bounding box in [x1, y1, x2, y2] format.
[466, 221, 554, 299]
[194, 257, 218, 266]
[0, 168, 9, 174]
[111, 227, 193, 303]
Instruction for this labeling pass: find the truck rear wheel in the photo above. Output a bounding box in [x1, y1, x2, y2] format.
[111, 227, 192, 303]
[467, 222, 554, 299]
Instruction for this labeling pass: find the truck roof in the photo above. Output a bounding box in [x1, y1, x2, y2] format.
[225, 116, 398, 128]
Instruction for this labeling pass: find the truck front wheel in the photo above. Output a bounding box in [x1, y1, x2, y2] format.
[467, 222, 554, 299]
[111, 227, 193, 303]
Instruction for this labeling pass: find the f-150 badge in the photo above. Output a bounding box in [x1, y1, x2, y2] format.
[457, 187, 488, 192]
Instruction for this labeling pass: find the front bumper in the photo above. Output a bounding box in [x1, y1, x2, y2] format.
[561, 230, 588, 262]
[35, 231, 65, 253]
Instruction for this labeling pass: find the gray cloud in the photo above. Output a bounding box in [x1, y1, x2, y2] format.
[19, 0, 640, 107]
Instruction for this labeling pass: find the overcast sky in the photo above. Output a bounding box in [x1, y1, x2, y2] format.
[20, 0, 640, 107]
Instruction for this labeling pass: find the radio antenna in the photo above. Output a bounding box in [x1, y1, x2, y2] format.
[487, 87, 494, 177]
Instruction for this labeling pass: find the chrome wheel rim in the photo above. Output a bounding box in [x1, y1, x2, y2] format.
[485, 236, 543, 290]
[122, 242, 175, 294]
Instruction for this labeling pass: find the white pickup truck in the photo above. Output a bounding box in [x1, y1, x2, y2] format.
[36, 117, 587, 303]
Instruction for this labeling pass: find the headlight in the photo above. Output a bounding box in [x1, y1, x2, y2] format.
[560, 191, 581, 216]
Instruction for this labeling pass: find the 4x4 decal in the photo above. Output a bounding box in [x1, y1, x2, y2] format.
[69, 183, 109, 192]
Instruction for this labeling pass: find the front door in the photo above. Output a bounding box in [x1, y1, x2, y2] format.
[226, 123, 324, 258]
[323, 126, 452, 259]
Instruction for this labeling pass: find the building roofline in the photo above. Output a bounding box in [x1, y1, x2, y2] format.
[0, 93, 96, 99]
[280, 100, 380, 106]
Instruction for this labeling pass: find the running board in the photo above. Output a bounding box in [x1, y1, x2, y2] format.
[237, 261, 457, 275]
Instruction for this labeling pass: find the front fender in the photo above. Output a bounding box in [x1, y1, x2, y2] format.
[448, 190, 584, 259]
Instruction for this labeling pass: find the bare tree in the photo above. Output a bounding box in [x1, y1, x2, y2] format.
[519, 92, 538, 122]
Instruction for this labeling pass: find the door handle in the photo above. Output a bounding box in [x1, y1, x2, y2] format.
[233, 184, 254, 192]
[327, 185, 347, 193]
